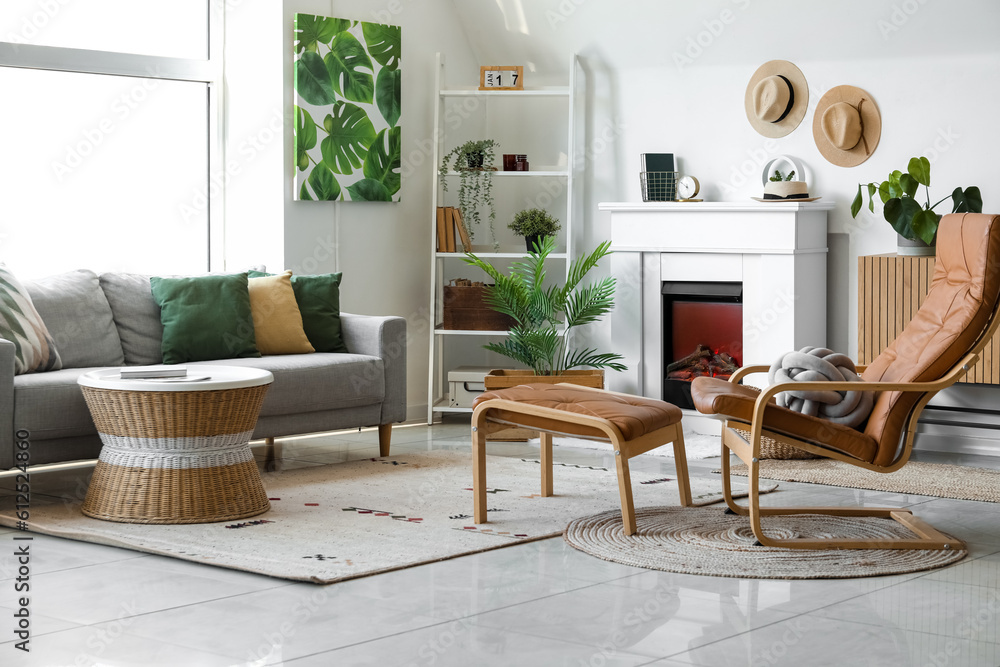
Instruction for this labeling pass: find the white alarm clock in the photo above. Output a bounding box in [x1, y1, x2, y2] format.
[677, 175, 702, 202]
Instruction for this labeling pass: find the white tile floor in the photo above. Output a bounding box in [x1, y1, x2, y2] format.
[1, 420, 999, 666]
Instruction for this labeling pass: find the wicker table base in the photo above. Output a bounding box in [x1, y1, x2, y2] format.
[79, 371, 272, 524]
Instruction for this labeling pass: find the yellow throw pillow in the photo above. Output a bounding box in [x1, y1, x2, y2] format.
[247, 271, 315, 355]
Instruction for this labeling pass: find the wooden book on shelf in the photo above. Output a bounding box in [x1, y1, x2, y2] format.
[436, 207, 447, 252]
[444, 206, 456, 252]
[452, 207, 472, 252]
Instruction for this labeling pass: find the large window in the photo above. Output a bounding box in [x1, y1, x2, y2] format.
[0, 2, 219, 280]
[0, 0, 209, 59]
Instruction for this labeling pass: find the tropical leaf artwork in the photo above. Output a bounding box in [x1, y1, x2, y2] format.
[293, 15, 401, 202]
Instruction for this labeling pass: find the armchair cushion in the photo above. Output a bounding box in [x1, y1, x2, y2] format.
[861, 213, 1000, 465]
[691, 377, 878, 462]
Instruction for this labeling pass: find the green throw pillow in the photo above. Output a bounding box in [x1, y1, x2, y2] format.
[249, 271, 347, 353]
[150, 273, 260, 364]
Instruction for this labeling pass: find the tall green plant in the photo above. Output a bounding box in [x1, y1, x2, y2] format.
[463, 236, 627, 375]
[851, 156, 982, 244]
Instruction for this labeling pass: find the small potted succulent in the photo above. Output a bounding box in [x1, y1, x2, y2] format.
[852, 156, 982, 255]
[439, 139, 499, 248]
[508, 208, 562, 251]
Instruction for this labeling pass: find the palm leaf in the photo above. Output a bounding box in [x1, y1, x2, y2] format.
[565, 240, 612, 293]
[563, 279, 616, 328]
[563, 348, 627, 372]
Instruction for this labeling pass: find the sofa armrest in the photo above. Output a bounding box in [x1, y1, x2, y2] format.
[0, 337, 15, 469]
[340, 313, 407, 424]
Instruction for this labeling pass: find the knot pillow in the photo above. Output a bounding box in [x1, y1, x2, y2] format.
[767, 346, 874, 429]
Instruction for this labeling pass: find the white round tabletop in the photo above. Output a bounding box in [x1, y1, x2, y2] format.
[78, 365, 274, 392]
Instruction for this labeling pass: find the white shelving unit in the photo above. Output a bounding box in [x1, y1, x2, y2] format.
[426, 53, 581, 423]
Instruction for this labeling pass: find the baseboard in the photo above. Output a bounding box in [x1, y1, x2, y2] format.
[406, 404, 428, 423]
[916, 384, 1000, 457]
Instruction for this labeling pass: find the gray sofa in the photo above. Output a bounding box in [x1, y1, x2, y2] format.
[0, 270, 406, 470]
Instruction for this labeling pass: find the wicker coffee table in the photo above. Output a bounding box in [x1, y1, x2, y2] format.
[78, 365, 273, 524]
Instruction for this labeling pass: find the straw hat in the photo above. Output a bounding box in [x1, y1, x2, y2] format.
[813, 85, 881, 167]
[751, 180, 821, 203]
[744, 61, 809, 138]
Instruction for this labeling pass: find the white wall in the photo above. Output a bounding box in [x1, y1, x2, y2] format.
[452, 0, 1000, 359]
[226, 1, 476, 420]
[226, 0, 1000, 418]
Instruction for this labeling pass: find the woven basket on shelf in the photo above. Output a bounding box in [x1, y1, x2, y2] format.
[80, 385, 271, 524]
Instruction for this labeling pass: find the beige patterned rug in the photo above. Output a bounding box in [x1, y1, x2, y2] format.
[0, 451, 757, 584]
[723, 459, 1000, 503]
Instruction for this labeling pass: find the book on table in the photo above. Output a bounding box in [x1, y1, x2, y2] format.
[119, 366, 188, 379]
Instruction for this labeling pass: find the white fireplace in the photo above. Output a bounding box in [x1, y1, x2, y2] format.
[601, 201, 833, 430]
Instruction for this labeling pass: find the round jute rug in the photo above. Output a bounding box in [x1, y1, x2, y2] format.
[564, 506, 966, 579]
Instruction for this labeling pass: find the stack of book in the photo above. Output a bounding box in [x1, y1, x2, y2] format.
[436, 206, 473, 252]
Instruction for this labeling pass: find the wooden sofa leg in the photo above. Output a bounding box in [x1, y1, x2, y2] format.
[262, 437, 277, 473]
[378, 424, 392, 457]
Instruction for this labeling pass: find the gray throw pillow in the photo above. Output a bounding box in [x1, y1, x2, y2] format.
[99, 272, 164, 365]
[26, 269, 123, 368]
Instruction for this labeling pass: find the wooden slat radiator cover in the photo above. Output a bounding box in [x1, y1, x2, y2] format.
[858, 254, 1000, 384]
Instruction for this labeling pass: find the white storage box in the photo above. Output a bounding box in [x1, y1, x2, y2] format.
[448, 366, 496, 408]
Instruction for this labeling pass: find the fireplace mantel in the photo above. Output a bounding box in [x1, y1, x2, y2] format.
[601, 201, 833, 416]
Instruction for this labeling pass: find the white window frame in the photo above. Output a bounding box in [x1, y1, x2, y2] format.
[0, 0, 225, 270]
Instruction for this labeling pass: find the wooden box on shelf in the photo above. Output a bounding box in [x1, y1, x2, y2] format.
[441, 281, 516, 331]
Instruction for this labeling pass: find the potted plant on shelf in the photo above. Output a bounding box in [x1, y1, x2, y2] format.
[851, 156, 982, 256]
[439, 139, 499, 249]
[463, 236, 626, 389]
[508, 208, 562, 252]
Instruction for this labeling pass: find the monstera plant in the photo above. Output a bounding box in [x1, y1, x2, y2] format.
[463, 236, 627, 376]
[851, 156, 982, 245]
[293, 15, 401, 202]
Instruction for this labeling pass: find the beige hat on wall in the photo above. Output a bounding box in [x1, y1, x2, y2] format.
[745, 60, 809, 138]
[813, 85, 881, 167]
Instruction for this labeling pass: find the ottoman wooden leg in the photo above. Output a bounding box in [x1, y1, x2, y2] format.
[614, 446, 638, 536]
[540, 432, 553, 497]
[473, 412, 489, 524]
[671, 426, 693, 507]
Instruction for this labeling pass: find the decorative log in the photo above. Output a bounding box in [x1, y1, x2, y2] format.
[666, 344, 712, 373]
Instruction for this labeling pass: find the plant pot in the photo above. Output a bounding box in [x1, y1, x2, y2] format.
[897, 233, 936, 257]
[525, 234, 548, 252]
[465, 151, 484, 169]
[483, 368, 605, 391]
